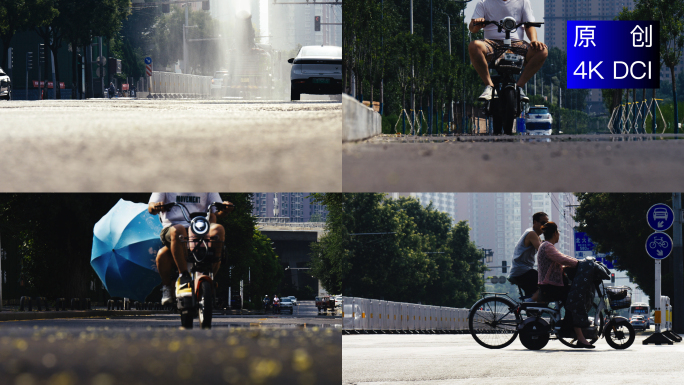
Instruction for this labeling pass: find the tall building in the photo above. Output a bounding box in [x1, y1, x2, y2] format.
[252, 193, 328, 222]
[410, 192, 578, 274]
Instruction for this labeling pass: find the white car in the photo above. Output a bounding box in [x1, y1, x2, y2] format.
[0, 67, 11, 100]
[211, 70, 229, 97]
[288, 45, 342, 101]
[287, 296, 297, 306]
[525, 105, 553, 135]
[280, 297, 294, 314]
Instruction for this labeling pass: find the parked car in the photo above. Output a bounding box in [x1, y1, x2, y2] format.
[0, 67, 11, 100]
[280, 297, 294, 314]
[524, 105, 552, 135]
[630, 315, 647, 330]
[288, 45, 342, 101]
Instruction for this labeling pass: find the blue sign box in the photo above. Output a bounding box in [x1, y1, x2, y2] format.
[645, 231, 672, 260]
[567, 21, 659, 89]
[646, 203, 674, 232]
[574, 231, 595, 252]
[144, 57, 152, 65]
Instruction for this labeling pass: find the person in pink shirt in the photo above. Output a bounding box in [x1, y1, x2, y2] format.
[537, 222, 594, 348]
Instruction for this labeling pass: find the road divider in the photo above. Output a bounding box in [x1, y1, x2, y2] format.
[342, 296, 470, 334]
[147, 71, 212, 99]
[343, 94, 382, 142]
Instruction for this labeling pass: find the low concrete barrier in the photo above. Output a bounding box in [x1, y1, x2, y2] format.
[342, 94, 382, 142]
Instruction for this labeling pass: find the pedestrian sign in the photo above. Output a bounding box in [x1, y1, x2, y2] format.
[574, 231, 595, 252]
[645, 232, 673, 260]
[647, 203, 674, 232]
[144, 57, 152, 65]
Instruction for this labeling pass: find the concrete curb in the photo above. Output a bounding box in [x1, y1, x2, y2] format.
[0, 310, 172, 322]
[342, 93, 382, 142]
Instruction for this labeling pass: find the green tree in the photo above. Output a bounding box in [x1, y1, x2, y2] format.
[0, 0, 58, 70]
[574, 193, 674, 308]
[635, 0, 684, 132]
[310, 193, 485, 307]
[0, 193, 282, 307]
[148, 5, 224, 74]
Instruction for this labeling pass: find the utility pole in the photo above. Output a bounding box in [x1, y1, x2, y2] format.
[430, 0, 433, 135]
[184, 2, 189, 73]
[380, 0, 384, 115]
[410, 0, 415, 132]
[673, 193, 683, 332]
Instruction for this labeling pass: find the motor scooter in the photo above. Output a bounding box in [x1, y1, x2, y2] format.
[162, 201, 232, 329]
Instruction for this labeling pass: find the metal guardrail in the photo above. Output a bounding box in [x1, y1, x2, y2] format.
[256, 218, 326, 229]
[149, 71, 212, 97]
[342, 296, 470, 334]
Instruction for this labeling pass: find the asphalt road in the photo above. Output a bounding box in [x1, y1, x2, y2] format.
[0, 99, 341, 191]
[0, 312, 341, 385]
[342, 330, 682, 384]
[342, 135, 684, 191]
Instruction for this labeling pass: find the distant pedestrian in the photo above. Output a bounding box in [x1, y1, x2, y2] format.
[108, 82, 116, 98]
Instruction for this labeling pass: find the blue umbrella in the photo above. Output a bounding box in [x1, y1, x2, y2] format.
[91, 199, 164, 302]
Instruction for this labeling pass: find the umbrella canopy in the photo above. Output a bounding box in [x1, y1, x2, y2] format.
[91, 199, 164, 302]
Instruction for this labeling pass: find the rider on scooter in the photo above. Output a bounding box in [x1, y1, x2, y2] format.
[537, 222, 594, 348]
[148, 193, 234, 306]
[508, 211, 547, 302]
[468, 0, 548, 102]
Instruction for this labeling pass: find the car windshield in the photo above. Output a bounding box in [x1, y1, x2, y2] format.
[528, 108, 548, 114]
[299, 46, 342, 58]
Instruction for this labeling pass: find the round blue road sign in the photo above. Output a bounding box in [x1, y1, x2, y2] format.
[646, 203, 674, 232]
[144, 57, 152, 65]
[645, 232, 673, 260]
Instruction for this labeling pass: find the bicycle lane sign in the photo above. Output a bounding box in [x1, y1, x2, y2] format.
[645, 232, 672, 260]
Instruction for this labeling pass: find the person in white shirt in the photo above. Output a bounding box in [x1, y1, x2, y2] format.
[468, 0, 548, 102]
[148, 193, 234, 305]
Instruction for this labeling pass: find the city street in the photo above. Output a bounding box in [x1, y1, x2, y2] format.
[0, 99, 341, 191]
[342, 331, 682, 384]
[0, 301, 341, 385]
[342, 136, 684, 191]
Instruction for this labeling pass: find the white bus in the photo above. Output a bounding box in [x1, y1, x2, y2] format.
[629, 303, 651, 327]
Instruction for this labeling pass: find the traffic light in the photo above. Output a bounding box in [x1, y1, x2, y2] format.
[26, 52, 33, 70]
[202, 1, 210, 10]
[38, 43, 45, 64]
[162, 0, 170, 13]
[502, 260, 507, 274]
[611, 273, 615, 284]
[315, 16, 321, 31]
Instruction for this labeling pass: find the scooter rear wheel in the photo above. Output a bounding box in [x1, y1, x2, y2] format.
[199, 281, 213, 329]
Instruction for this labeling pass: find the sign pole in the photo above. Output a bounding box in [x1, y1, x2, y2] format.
[673, 193, 684, 333]
[643, 202, 677, 345]
[655, 259, 661, 335]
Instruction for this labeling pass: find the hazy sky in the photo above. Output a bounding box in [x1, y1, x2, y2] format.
[464, 0, 546, 43]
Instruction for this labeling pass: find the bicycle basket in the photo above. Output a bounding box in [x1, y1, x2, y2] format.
[606, 286, 632, 309]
